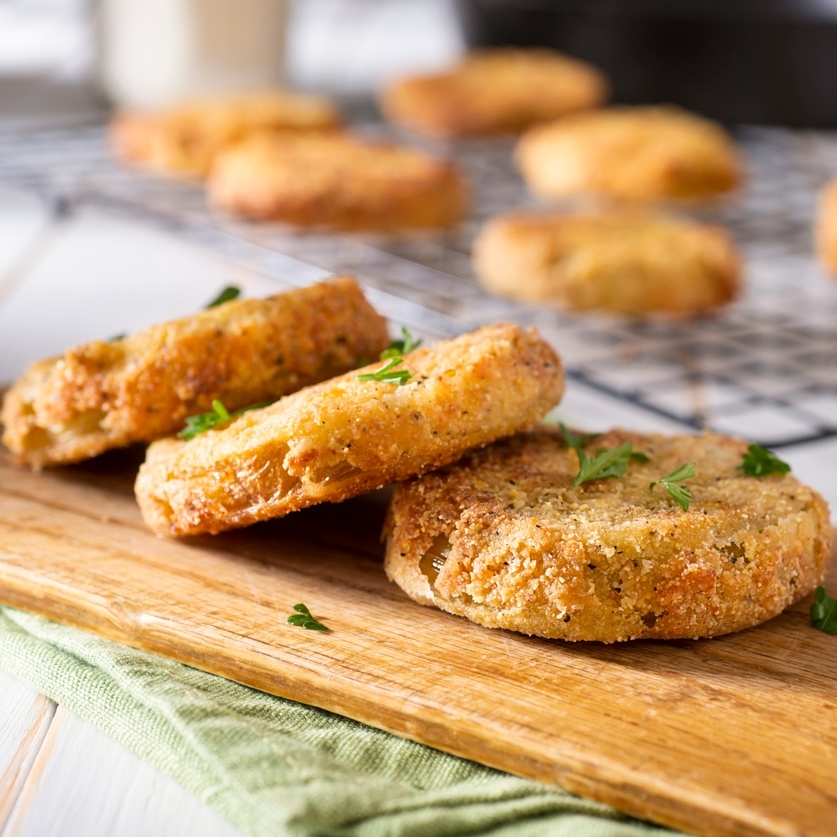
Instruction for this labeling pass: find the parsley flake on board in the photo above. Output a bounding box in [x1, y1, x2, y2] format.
[810, 587, 837, 634]
[178, 399, 270, 441]
[205, 285, 241, 309]
[649, 462, 696, 512]
[740, 444, 791, 477]
[287, 603, 329, 631]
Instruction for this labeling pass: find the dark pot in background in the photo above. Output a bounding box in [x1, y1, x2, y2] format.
[453, 0, 837, 126]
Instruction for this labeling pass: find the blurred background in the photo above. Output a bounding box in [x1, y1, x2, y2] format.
[4, 0, 837, 126]
[0, 0, 463, 125]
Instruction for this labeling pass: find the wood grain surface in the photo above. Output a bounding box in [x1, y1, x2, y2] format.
[0, 447, 834, 837]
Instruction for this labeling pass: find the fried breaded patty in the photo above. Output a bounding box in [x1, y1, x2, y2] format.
[207, 132, 468, 230]
[135, 324, 564, 537]
[815, 177, 837, 276]
[473, 210, 741, 315]
[384, 427, 831, 643]
[1, 277, 389, 468]
[516, 106, 742, 203]
[110, 90, 341, 177]
[379, 48, 608, 138]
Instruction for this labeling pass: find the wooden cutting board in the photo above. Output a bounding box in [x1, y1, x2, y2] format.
[0, 446, 834, 837]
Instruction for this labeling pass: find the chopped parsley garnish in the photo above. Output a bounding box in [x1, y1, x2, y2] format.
[358, 327, 420, 387]
[650, 462, 696, 512]
[810, 587, 837, 634]
[178, 398, 269, 441]
[205, 285, 241, 309]
[740, 444, 791, 478]
[358, 358, 411, 385]
[572, 442, 649, 487]
[380, 327, 422, 360]
[558, 422, 598, 455]
[560, 423, 649, 487]
[287, 603, 329, 631]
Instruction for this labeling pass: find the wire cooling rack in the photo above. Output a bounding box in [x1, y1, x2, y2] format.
[1, 120, 836, 449]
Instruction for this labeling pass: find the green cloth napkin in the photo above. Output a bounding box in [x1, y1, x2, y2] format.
[0, 606, 688, 837]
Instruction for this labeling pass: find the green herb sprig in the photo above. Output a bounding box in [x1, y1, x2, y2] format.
[740, 444, 791, 478]
[206, 285, 241, 309]
[558, 423, 599, 456]
[358, 327, 421, 387]
[287, 603, 329, 631]
[358, 358, 412, 385]
[572, 442, 649, 487]
[810, 587, 837, 634]
[650, 462, 696, 511]
[380, 327, 422, 359]
[178, 398, 269, 441]
[559, 424, 649, 487]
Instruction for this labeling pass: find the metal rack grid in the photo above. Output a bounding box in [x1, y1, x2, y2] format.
[1, 120, 836, 448]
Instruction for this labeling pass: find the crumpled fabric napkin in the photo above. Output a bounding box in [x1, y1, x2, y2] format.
[0, 606, 688, 837]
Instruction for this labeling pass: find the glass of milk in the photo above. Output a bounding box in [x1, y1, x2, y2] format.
[97, 0, 288, 109]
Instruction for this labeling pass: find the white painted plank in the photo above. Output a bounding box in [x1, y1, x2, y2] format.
[3, 705, 242, 837]
[0, 671, 55, 830]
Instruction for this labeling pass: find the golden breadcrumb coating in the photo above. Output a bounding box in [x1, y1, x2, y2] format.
[473, 210, 741, 315]
[207, 131, 468, 230]
[110, 90, 341, 177]
[815, 177, 837, 276]
[516, 106, 743, 203]
[1, 277, 389, 468]
[379, 48, 608, 138]
[135, 324, 564, 537]
[385, 427, 831, 643]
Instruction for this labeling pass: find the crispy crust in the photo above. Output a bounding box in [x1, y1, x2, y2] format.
[1, 277, 389, 468]
[207, 132, 468, 230]
[384, 427, 832, 643]
[379, 48, 608, 138]
[135, 324, 564, 537]
[516, 106, 743, 203]
[473, 210, 741, 315]
[815, 177, 837, 276]
[110, 90, 341, 177]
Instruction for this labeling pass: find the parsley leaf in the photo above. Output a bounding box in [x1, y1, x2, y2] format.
[358, 357, 411, 386]
[572, 442, 647, 487]
[178, 398, 270, 441]
[287, 603, 329, 631]
[650, 462, 696, 511]
[359, 328, 420, 386]
[810, 586, 837, 634]
[205, 285, 241, 309]
[740, 444, 791, 478]
[380, 327, 422, 360]
[561, 424, 650, 488]
[559, 422, 598, 455]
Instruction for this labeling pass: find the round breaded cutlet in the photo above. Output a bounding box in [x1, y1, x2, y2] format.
[207, 132, 468, 230]
[1, 277, 389, 468]
[516, 106, 742, 203]
[473, 211, 741, 315]
[110, 90, 341, 177]
[379, 48, 608, 138]
[135, 324, 564, 537]
[384, 427, 832, 643]
[815, 177, 837, 276]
